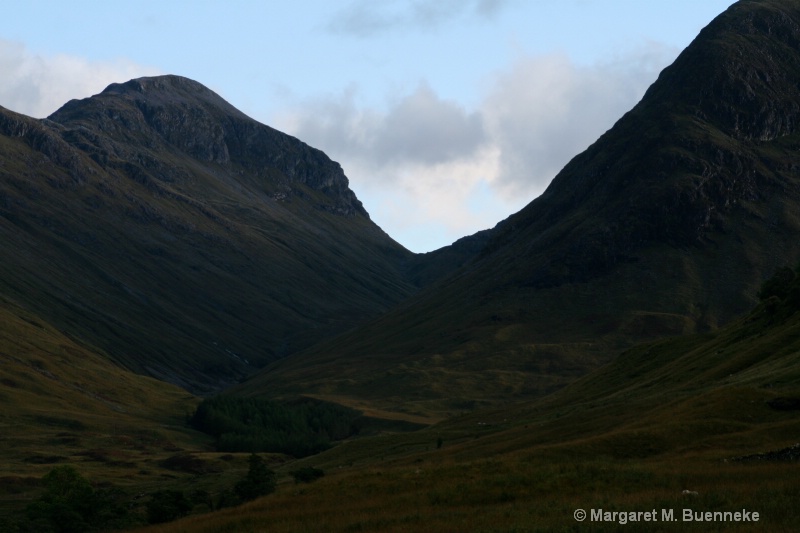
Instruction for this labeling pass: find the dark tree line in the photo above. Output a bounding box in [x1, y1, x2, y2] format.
[17, 455, 284, 530]
[146, 453, 278, 523]
[189, 396, 362, 457]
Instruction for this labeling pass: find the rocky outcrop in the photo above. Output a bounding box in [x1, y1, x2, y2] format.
[731, 443, 800, 462]
[0, 107, 93, 186]
[647, 0, 800, 142]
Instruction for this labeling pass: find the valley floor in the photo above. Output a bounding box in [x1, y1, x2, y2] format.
[131, 446, 799, 532]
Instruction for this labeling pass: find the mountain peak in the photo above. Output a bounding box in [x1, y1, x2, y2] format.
[642, 0, 800, 141]
[483, 0, 800, 289]
[247, 0, 800, 413]
[103, 74, 212, 94]
[98, 75, 248, 119]
[47, 74, 368, 217]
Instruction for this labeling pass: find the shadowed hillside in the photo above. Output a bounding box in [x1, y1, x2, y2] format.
[0, 75, 470, 393]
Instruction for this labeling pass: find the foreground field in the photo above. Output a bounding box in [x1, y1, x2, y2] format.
[133, 285, 800, 532]
[4, 268, 800, 531]
[133, 425, 800, 532]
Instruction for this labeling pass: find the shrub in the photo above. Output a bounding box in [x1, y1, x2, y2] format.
[215, 488, 240, 510]
[189, 488, 213, 510]
[145, 490, 191, 524]
[758, 266, 797, 301]
[159, 453, 213, 474]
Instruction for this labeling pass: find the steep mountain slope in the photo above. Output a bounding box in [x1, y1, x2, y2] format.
[240, 0, 800, 414]
[0, 75, 434, 392]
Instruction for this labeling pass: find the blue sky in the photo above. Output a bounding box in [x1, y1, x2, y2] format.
[1, 0, 735, 252]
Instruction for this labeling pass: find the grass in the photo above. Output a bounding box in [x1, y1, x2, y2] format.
[4, 247, 800, 533]
[9, 309, 794, 531]
[130, 453, 800, 532]
[0, 297, 213, 523]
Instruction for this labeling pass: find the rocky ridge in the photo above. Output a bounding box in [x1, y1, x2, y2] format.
[48, 75, 367, 217]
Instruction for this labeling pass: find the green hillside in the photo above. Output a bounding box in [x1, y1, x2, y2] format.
[0, 297, 208, 524]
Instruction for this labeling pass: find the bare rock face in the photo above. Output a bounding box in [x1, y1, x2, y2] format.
[644, 0, 800, 142]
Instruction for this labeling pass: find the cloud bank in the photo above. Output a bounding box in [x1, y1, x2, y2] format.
[276, 43, 676, 252]
[0, 39, 160, 118]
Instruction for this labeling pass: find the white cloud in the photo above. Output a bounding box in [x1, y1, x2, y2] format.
[276, 82, 500, 250]
[282, 83, 484, 172]
[349, 143, 503, 246]
[327, 0, 514, 36]
[0, 39, 160, 118]
[275, 42, 677, 252]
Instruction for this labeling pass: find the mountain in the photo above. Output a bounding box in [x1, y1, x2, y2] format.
[238, 0, 800, 416]
[0, 75, 456, 393]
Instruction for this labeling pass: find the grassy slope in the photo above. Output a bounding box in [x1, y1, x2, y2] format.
[11, 284, 798, 531]
[0, 297, 208, 514]
[131, 280, 800, 532]
[0, 297, 313, 528]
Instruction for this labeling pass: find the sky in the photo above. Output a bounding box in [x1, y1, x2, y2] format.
[1, 0, 735, 253]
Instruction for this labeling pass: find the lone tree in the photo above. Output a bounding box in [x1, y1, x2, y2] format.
[25, 465, 95, 532]
[234, 454, 277, 502]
